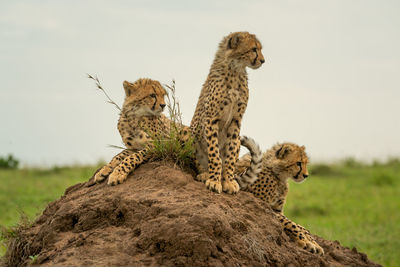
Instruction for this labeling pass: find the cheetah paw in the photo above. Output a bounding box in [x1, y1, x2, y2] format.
[299, 239, 324, 255]
[94, 165, 113, 183]
[107, 170, 128, 186]
[195, 173, 209, 183]
[205, 179, 222, 193]
[311, 240, 324, 255]
[222, 179, 240, 194]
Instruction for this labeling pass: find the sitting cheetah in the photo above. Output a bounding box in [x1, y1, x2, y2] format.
[94, 78, 184, 185]
[95, 78, 262, 186]
[190, 31, 265, 194]
[235, 143, 325, 255]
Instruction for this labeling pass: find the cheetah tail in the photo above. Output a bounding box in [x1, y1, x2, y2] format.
[237, 136, 263, 189]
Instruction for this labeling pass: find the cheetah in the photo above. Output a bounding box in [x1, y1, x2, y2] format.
[235, 143, 325, 255]
[94, 78, 186, 185]
[190, 31, 265, 194]
[94, 78, 261, 186]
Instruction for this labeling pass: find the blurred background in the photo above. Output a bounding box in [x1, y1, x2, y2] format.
[0, 0, 399, 265]
[1, 0, 399, 166]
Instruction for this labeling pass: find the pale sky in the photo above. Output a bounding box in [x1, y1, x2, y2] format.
[1, 0, 399, 166]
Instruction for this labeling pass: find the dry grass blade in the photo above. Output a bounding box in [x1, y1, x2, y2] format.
[0, 212, 37, 267]
[87, 73, 121, 111]
[88, 73, 126, 151]
[88, 75, 194, 170]
[107, 144, 126, 150]
[148, 80, 195, 170]
[242, 234, 267, 261]
[163, 80, 183, 126]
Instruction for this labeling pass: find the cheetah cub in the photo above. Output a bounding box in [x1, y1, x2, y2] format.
[94, 78, 188, 185]
[235, 143, 324, 255]
[95, 78, 260, 186]
[190, 31, 265, 194]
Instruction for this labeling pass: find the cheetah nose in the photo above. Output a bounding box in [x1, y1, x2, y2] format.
[303, 174, 308, 179]
[260, 59, 265, 64]
[160, 104, 166, 109]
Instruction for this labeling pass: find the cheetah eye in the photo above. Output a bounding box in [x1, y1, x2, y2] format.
[252, 47, 257, 52]
[296, 162, 302, 167]
[150, 93, 156, 98]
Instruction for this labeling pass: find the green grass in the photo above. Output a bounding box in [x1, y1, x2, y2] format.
[147, 79, 195, 170]
[0, 166, 97, 228]
[0, 160, 398, 266]
[285, 161, 400, 267]
[0, 165, 99, 256]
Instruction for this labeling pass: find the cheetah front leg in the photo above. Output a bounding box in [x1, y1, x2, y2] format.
[107, 146, 151, 185]
[276, 213, 324, 255]
[203, 118, 223, 193]
[194, 156, 209, 183]
[221, 119, 240, 194]
[94, 149, 133, 183]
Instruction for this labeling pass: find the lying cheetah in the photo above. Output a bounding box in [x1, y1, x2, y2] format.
[94, 78, 182, 185]
[235, 143, 325, 255]
[95, 79, 262, 186]
[190, 31, 265, 194]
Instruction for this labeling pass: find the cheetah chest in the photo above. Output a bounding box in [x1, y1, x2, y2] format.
[218, 89, 247, 147]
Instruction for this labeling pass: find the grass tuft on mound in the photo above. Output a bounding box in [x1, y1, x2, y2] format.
[89, 75, 196, 171]
[0, 212, 35, 267]
[147, 80, 195, 170]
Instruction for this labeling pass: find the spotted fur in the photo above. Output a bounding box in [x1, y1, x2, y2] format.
[235, 143, 324, 255]
[190, 31, 265, 194]
[237, 136, 263, 186]
[94, 78, 189, 185]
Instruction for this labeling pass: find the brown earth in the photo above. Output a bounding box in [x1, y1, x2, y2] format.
[3, 162, 381, 267]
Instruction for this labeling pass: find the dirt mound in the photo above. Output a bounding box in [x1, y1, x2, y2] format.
[3, 162, 380, 266]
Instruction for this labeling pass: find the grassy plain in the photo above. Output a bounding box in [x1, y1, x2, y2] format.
[285, 159, 400, 266]
[0, 159, 399, 266]
[0, 165, 98, 228]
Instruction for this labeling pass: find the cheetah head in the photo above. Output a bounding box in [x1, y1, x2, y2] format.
[122, 79, 167, 117]
[222, 31, 265, 69]
[273, 143, 309, 183]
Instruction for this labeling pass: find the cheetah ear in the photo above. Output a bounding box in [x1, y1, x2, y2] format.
[228, 33, 241, 50]
[123, 81, 136, 96]
[276, 144, 291, 159]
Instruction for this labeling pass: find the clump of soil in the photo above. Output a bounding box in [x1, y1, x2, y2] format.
[3, 162, 380, 266]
